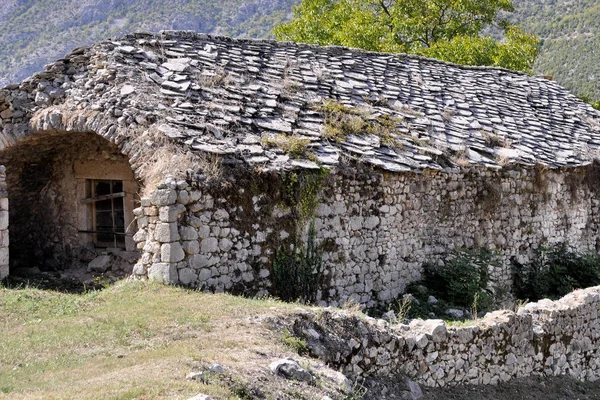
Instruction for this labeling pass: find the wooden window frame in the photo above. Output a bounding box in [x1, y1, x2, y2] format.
[80, 179, 126, 249]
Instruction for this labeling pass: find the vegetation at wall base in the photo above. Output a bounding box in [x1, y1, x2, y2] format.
[422, 248, 498, 310]
[272, 221, 323, 303]
[512, 243, 600, 302]
[387, 244, 600, 322]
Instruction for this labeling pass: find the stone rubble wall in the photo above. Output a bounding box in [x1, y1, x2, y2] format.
[315, 165, 600, 306]
[291, 286, 600, 387]
[133, 163, 600, 307]
[0, 166, 8, 279]
[131, 176, 291, 296]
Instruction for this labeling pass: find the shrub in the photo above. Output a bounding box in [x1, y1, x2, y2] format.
[512, 243, 600, 301]
[422, 248, 499, 311]
[272, 222, 323, 303]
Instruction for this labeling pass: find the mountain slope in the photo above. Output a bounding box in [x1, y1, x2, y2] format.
[0, 0, 598, 100]
[0, 0, 296, 86]
[512, 0, 600, 99]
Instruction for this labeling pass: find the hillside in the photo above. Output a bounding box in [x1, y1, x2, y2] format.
[512, 0, 600, 100]
[0, 0, 598, 99]
[0, 0, 297, 87]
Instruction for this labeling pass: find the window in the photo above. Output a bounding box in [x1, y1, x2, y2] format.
[82, 179, 126, 248]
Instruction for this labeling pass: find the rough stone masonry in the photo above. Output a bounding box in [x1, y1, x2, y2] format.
[0, 31, 599, 307]
[0, 166, 8, 280]
[290, 285, 600, 388]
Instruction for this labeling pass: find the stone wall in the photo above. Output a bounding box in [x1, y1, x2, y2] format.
[0, 165, 8, 279]
[133, 162, 600, 307]
[291, 285, 600, 387]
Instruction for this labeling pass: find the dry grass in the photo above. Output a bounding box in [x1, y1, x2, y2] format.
[0, 280, 338, 400]
[261, 134, 311, 158]
[196, 68, 234, 88]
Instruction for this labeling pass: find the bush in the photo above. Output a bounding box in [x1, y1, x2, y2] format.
[422, 248, 499, 311]
[512, 243, 600, 301]
[272, 222, 323, 303]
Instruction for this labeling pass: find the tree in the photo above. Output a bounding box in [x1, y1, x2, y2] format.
[274, 0, 540, 73]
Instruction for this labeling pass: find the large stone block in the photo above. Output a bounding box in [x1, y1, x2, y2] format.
[201, 237, 219, 253]
[159, 205, 185, 222]
[0, 230, 9, 247]
[182, 240, 200, 255]
[0, 247, 8, 266]
[88, 254, 111, 273]
[180, 226, 199, 241]
[150, 188, 177, 206]
[189, 254, 210, 269]
[0, 211, 8, 230]
[161, 242, 185, 263]
[148, 262, 178, 284]
[0, 264, 7, 280]
[154, 222, 180, 243]
[178, 267, 197, 285]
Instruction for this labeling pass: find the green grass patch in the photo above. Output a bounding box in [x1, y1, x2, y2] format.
[0, 280, 304, 400]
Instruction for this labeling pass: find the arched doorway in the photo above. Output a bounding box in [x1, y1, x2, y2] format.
[0, 130, 140, 283]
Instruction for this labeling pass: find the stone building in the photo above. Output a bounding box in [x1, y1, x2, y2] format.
[0, 31, 599, 306]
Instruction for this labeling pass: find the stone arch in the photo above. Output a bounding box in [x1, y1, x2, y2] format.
[0, 120, 143, 280]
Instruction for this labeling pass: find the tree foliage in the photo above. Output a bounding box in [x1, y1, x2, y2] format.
[274, 0, 540, 72]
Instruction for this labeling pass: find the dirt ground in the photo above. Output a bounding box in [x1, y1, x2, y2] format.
[422, 375, 600, 400]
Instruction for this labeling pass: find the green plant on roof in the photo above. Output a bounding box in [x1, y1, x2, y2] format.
[318, 100, 402, 146]
[261, 134, 311, 158]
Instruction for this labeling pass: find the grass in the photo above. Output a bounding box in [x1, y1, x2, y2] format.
[0, 280, 321, 400]
[261, 134, 311, 159]
[318, 100, 402, 146]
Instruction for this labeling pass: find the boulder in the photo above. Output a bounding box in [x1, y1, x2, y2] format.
[269, 358, 313, 382]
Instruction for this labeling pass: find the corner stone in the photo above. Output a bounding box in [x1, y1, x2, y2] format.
[155, 222, 180, 242]
[0, 247, 8, 265]
[148, 263, 178, 284]
[161, 242, 185, 263]
[150, 188, 178, 206]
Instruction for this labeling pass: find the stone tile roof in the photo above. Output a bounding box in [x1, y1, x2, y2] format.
[4, 30, 600, 172]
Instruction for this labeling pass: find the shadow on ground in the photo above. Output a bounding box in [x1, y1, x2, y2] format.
[2, 270, 115, 293]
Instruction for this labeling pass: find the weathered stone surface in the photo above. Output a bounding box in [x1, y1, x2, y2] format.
[161, 242, 185, 263]
[159, 205, 184, 222]
[182, 240, 200, 255]
[148, 262, 178, 283]
[180, 226, 198, 241]
[178, 267, 197, 285]
[0, 264, 8, 280]
[0, 211, 8, 230]
[87, 254, 112, 273]
[151, 189, 177, 206]
[201, 237, 219, 253]
[154, 222, 180, 243]
[269, 359, 313, 382]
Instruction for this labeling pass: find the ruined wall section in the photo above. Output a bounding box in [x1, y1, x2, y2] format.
[291, 286, 600, 387]
[134, 164, 600, 307]
[315, 165, 600, 306]
[132, 173, 299, 295]
[0, 166, 8, 279]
